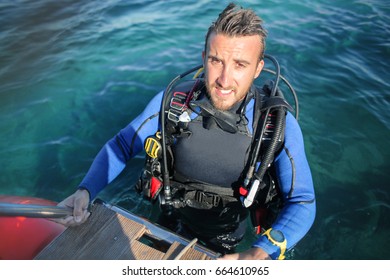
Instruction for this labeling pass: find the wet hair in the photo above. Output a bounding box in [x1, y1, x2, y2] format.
[205, 3, 267, 59]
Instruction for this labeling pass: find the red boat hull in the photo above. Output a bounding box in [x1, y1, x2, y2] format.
[0, 196, 66, 260]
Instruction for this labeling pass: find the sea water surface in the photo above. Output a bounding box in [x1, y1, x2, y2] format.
[0, 0, 389, 260]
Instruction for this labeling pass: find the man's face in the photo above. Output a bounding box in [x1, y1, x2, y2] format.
[203, 33, 264, 111]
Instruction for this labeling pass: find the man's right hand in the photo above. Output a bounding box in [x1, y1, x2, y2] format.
[54, 189, 91, 227]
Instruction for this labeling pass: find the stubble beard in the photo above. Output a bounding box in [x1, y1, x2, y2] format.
[205, 80, 252, 111]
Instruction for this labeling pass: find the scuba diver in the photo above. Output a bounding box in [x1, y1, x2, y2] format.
[56, 3, 316, 260]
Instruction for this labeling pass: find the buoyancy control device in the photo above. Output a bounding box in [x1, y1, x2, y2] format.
[135, 54, 298, 232]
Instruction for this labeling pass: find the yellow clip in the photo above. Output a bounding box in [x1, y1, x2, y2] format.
[144, 132, 161, 158]
[262, 228, 287, 260]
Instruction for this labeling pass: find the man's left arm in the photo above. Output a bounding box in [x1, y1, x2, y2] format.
[252, 112, 316, 259]
[220, 113, 316, 260]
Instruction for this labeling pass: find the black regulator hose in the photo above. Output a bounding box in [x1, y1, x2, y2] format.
[262, 68, 299, 121]
[160, 65, 203, 204]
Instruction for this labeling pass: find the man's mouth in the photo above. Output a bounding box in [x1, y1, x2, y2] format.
[216, 88, 234, 96]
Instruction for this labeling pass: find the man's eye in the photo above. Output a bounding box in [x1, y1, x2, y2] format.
[236, 63, 246, 68]
[210, 57, 221, 64]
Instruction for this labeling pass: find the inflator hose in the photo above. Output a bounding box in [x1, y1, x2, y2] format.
[254, 106, 284, 181]
[245, 54, 281, 182]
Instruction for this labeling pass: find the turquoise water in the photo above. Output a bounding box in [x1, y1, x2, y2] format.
[0, 0, 389, 260]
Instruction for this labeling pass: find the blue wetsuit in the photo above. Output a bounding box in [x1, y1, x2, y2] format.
[79, 89, 316, 259]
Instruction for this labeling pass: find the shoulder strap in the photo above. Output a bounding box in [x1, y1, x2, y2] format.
[166, 79, 203, 125]
[261, 96, 293, 112]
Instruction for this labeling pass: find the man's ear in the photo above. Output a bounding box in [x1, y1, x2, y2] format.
[254, 59, 264, 79]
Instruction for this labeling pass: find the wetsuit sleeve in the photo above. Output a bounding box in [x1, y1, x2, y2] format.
[78, 91, 163, 199]
[253, 112, 316, 259]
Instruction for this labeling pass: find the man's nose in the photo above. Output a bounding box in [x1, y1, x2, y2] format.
[217, 65, 232, 88]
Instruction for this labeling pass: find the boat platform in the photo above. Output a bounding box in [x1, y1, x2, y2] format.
[35, 201, 218, 260]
